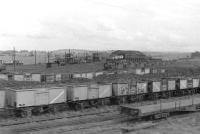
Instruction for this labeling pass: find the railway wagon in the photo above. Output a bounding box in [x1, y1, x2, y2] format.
[193, 78, 200, 88]
[161, 79, 168, 92]
[85, 72, 94, 79]
[192, 78, 200, 94]
[128, 81, 137, 95]
[67, 85, 88, 101]
[112, 83, 129, 104]
[13, 74, 24, 81]
[151, 68, 158, 74]
[147, 80, 162, 100]
[31, 73, 41, 82]
[61, 73, 73, 82]
[98, 83, 112, 105]
[94, 71, 104, 77]
[66, 77, 200, 110]
[119, 77, 200, 103]
[72, 73, 82, 79]
[67, 84, 88, 109]
[6, 87, 66, 117]
[88, 83, 112, 105]
[186, 78, 200, 94]
[135, 68, 145, 75]
[45, 74, 55, 83]
[168, 79, 176, 91]
[24, 73, 32, 81]
[176, 77, 200, 95]
[127, 81, 148, 102]
[112, 83, 129, 96]
[148, 78, 180, 99]
[120, 95, 200, 120]
[145, 77, 200, 100]
[0, 74, 8, 81]
[55, 74, 62, 82]
[0, 76, 199, 117]
[88, 84, 99, 99]
[177, 78, 188, 90]
[98, 83, 112, 98]
[67, 83, 112, 109]
[144, 68, 150, 74]
[137, 81, 148, 94]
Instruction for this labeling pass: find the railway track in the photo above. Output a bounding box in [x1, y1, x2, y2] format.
[3, 97, 199, 134]
[3, 108, 200, 134]
[0, 108, 117, 127]
[0, 95, 193, 127]
[11, 112, 129, 134]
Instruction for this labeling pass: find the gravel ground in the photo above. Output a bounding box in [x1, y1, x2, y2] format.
[2, 109, 200, 134]
[126, 112, 200, 134]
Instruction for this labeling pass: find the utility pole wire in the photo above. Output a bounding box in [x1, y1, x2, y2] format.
[35, 50, 37, 65]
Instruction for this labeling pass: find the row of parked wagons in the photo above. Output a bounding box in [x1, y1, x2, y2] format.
[0, 76, 199, 117]
[0, 71, 104, 82]
[0, 68, 166, 83]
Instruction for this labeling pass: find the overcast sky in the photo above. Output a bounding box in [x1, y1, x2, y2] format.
[0, 0, 200, 52]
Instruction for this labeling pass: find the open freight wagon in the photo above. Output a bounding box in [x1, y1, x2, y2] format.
[1, 76, 200, 117]
[6, 87, 66, 117]
[5, 83, 113, 117]
[120, 95, 200, 120]
[67, 83, 112, 109]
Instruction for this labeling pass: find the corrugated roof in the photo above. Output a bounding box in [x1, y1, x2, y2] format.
[111, 50, 146, 57]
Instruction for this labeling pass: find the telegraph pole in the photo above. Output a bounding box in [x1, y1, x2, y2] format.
[13, 47, 16, 71]
[47, 51, 50, 63]
[65, 52, 67, 64]
[35, 50, 37, 65]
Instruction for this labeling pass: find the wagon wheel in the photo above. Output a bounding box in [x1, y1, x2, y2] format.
[20, 111, 27, 118]
[50, 106, 57, 114]
[89, 100, 95, 106]
[117, 98, 123, 105]
[195, 88, 198, 94]
[122, 97, 126, 104]
[74, 104, 81, 111]
[166, 92, 170, 98]
[149, 115, 153, 120]
[105, 99, 111, 105]
[27, 109, 32, 117]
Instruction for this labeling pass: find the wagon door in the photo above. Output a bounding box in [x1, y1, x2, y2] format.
[35, 89, 49, 106]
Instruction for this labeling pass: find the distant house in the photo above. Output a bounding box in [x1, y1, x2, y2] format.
[191, 51, 200, 58]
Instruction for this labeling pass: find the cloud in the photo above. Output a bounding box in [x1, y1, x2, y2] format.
[0, 0, 200, 52]
[26, 34, 57, 39]
[0, 33, 18, 38]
